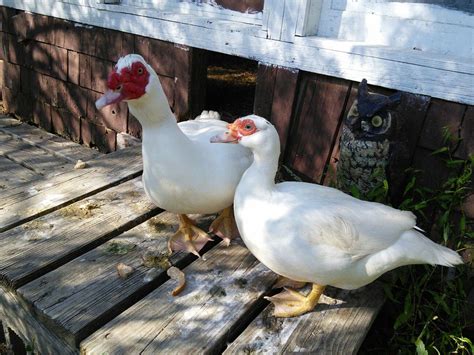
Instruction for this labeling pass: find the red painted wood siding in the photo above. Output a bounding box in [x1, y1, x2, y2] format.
[0, 6, 204, 152]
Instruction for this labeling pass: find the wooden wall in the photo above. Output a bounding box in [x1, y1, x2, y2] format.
[254, 63, 473, 220]
[0, 6, 472, 221]
[0, 7, 205, 153]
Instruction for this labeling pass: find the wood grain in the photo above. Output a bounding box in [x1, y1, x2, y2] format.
[0, 145, 142, 232]
[286, 74, 351, 183]
[253, 63, 278, 119]
[270, 67, 299, 155]
[0, 117, 100, 164]
[224, 282, 385, 354]
[80, 241, 278, 354]
[0, 177, 160, 288]
[0, 131, 72, 175]
[0, 286, 77, 355]
[457, 106, 474, 159]
[0, 155, 40, 191]
[17, 212, 214, 348]
[418, 98, 466, 152]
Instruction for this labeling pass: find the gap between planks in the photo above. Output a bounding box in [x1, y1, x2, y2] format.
[17, 212, 217, 348]
[80, 240, 278, 354]
[81, 241, 385, 354]
[0, 144, 143, 233]
[0, 176, 161, 289]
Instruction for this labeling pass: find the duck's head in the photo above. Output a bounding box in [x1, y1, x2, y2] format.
[95, 54, 155, 110]
[211, 115, 280, 154]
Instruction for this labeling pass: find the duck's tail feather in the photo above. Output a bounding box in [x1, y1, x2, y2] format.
[195, 110, 221, 121]
[401, 229, 463, 267]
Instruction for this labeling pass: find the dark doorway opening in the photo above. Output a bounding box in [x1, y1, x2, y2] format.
[205, 52, 258, 122]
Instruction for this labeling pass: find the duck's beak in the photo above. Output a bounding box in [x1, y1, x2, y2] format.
[95, 90, 125, 110]
[210, 123, 240, 144]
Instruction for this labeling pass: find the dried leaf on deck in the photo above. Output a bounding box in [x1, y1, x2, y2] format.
[167, 266, 186, 296]
[116, 263, 134, 279]
[74, 160, 87, 169]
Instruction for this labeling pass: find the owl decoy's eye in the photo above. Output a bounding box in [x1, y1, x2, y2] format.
[371, 115, 383, 127]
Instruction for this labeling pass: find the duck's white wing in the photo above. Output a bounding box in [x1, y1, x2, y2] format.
[178, 111, 252, 173]
[275, 182, 417, 257]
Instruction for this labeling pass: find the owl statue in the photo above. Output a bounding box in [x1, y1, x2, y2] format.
[337, 79, 402, 198]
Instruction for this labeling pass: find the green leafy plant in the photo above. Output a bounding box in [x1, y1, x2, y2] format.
[361, 146, 473, 353]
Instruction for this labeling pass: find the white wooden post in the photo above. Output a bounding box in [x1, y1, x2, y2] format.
[263, 0, 323, 41]
[295, 0, 323, 37]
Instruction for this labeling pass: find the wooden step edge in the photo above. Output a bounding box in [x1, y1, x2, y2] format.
[0, 286, 78, 355]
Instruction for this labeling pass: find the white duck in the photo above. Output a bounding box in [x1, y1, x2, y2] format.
[211, 115, 463, 317]
[96, 54, 252, 256]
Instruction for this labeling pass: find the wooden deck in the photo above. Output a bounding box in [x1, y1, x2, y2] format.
[0, 115, 385, 354]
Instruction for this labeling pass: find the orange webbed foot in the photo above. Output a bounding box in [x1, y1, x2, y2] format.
[265, 284, 326, 318]
[209, 206, 239, 246]
[168, 215, 213, 257]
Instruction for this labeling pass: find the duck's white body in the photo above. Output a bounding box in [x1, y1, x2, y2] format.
[126, 59, 251, 214]
[230, 116, 462, 290]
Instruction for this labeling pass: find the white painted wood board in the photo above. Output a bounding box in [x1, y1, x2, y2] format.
[317, 0, 474, 59]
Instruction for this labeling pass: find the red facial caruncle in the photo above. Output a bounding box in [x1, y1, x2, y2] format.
[227, 118, 258, 140]
[108, 62, 150, 99]
[96, 61, 150, 110]
[209, 117, 259, 144]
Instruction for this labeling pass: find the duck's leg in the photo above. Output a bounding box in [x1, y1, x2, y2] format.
[265, 283, 326, 318]
[209, 206, 239, 246]
[168, 214, 213, 257]
[273, 275, 307, 290]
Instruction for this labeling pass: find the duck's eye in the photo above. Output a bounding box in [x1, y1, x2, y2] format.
[244, 124, 253, 130]
[116, 84, 122, 91]
[371, 115, 383, 127]
[137, 67, 144, 75]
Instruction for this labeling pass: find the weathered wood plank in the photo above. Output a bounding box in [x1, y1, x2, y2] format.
[0, 115, 22, 128]
[321, 83, 356, 186]
[224, 282, 385, 354]
[0, 155, 40, 191]
[0, 177, 160, 288]
[0, 145, 142, 232]
[0, 286, 77, 355]
[286, 74, 351, 183]
[253, 63, 278, 120]
[0, 131, 72, 175]
[80, 241, 278, 354]
[17, 212, 214, 348]
[0, 119, 101, 163]
[456, 105, 473, 160]
[270, 66, 299, 155]
[418, 98, 466, 152]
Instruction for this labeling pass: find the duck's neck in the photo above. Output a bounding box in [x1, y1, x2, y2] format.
[127, 73, 191, 165]
[240, 140, 280, 194]
[128, 73, 181, 133]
